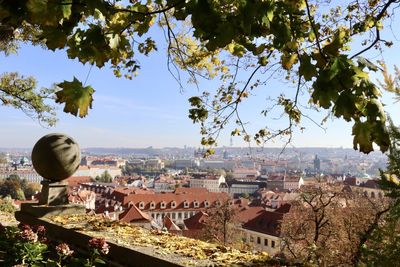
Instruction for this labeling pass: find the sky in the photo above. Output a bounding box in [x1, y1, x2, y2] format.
[1, 20, 400, 150]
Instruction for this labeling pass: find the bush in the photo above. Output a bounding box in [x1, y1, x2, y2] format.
[0, 223, 110, 267]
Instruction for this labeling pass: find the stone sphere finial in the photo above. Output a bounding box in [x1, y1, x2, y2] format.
[32, 133, 81, 181]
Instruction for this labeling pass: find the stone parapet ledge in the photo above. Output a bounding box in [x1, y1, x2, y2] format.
[15, 212, 274, 267]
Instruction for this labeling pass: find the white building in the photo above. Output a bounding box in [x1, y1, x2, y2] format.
[0, 169, 42, 183]
[232, 168, 260, 180]
[189, 175, 226, 192]
[74, 166, 121, 178]
[174, 159, 200, 169]
[145, 158, 165, 169]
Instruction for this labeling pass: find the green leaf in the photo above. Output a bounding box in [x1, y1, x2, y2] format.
[94, 258, 106, 264]
[364, 98, 386, 121]
[352, 120, 390, 153]
[353, 66, 369, 79]
[55, 77, 95, 118]
[299, 54, 317, 81]
[333, 92, 356, 121]
[352, 121, 374, 153]
[327, 57, 341, 80]
[26, 0, 47, 14]
[267, 8, 274, 21]
[42, 27, 68, 50]
[107, 34, 120, 49]
[61, 3, 72, 19]
[281, 53, 298, 70]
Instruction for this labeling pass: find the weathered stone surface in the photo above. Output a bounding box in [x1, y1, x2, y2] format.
[18, 203, 86, 218]
[31, 133, 81, 181]
[39, 180, 69, 205]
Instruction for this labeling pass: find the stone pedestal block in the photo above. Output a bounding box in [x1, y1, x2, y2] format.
[39, 180, 69, 206]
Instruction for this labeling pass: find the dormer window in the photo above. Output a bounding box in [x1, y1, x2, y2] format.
[184, 201, 189, 208]
[150, 201, 156, 209]
[215, 201, 221, 207]
[160, 201, 166, 209]
[139, 202, 145, 210]
[193, 200, 199, 208]
[171, 201, 176, 208]
[204, 200, 209, 208]
[128, 201, 134, 207]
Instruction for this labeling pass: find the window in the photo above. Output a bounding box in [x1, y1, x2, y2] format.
[194, 201, 199, 208]
[150, 202, 155, 209]
[184, 201, 189, 208]
[139, 202, 144, 209]
[264, 239, 268, 246]
[250, 236, 254, 242]
[171, 201, 176, 208]
[178, 212, 182, 219]
[172, 213, 176, 219]
[257, 237, 261, 244]
[271, 241, 275, 248]
[160, 202, 166, 209]
[204, 201, 209, 208]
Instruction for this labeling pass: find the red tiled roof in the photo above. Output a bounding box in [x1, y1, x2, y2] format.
[174, 188, 209, 194]
[184, 211, 208, 230]
[235, 206, 265, 224]
[122, 191, 229, 211]
[109, 187, 154, 202]
[95, 204, 116, 214]
[242, 210, 284, 236]
[163, 216, 181, 231]
[119, 204, 152, 223]
[233, 198, 250, 207]
[67, 176, 92, 188]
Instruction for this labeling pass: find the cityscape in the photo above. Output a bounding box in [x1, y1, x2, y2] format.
[1, 0, 400, 266]
[0, 144, 389, 262]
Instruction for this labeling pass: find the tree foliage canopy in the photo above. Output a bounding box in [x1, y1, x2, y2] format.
[1, 0, 400, 152]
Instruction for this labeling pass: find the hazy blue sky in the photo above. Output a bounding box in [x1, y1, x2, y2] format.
[1, 26, 400, 149]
